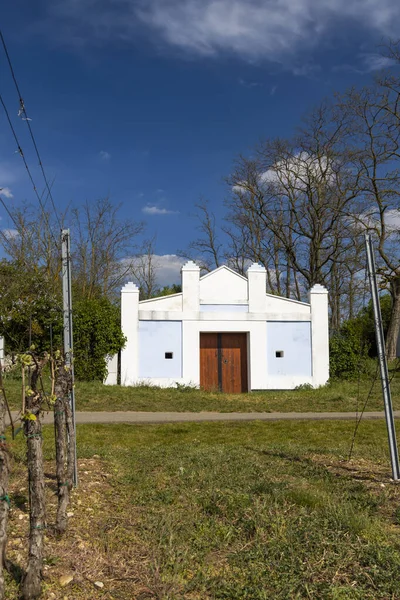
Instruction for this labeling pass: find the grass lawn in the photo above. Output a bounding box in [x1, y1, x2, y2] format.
[5, 419, 400, 598]
[3, 364, 400, 414]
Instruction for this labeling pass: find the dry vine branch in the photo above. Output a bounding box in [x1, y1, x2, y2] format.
[0, 364, 10, 600]
[53, 354, 74, 534]
[20, 353, 48, 600]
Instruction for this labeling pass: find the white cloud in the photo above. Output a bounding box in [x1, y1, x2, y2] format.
[238, 78, 260, 88]
[385, 209, 400, 230]
[2, 229, 19, 240]
[353, 208, 400, 234]
[47, 0, 400, 68]
[124, 253, 185, 286]
[99, 150, 111, 161]
[135, 0, 399, 62]
[142, 205, 179, 215]
[334, 53, 398, 74]
[0, 187, 13, 199]
[359, 53, 397, 72]
[232, 152, 336, 194]
[152, 254, 186, 286]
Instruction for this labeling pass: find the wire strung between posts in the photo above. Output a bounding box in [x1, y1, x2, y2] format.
[0, 30, 62, 232]
[0, 92, 60, 253]
[348, 361, 380, 461]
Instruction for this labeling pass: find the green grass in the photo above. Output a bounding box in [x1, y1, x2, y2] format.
[8, 419, 400, 599]
[4, 365, 400, 413]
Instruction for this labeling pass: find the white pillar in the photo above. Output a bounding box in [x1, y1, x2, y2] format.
[247, 263, 266, 313]
[181, 261, 200, 311]
[310, 284, 329, 387]
[120, 282, 139, 386]
[104, 353, 118, 385]
[0, 337, 4, 369]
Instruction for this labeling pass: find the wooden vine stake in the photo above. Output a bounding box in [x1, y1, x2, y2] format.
[0, 364, 10, 600]
[53, 352, 74, 534]
[20, 353, 47, 600]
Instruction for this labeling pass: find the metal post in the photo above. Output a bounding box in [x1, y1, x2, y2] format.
[365, 233, 400, 480]
[61, 229, 78, 487]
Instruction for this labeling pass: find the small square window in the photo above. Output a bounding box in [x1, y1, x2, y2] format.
[275, 351, 284, 358]
[165, 352, 173, 359]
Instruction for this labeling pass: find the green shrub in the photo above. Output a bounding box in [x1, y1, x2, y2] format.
[73, 297, 126, 381]
[329, 320, 369, 379]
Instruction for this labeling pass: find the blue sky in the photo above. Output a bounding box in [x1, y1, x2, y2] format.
[0, 0, 399, 284]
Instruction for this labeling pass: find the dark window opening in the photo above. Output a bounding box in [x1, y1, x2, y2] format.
[275, 351, 284, 358]
[165, 352, 173, 359]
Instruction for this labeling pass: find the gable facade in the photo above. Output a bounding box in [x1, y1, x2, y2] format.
[114, 262, 329, 391]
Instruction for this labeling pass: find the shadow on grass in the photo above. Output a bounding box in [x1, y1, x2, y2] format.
[5, 559, 24, 585]
[248, 446, 389, 484]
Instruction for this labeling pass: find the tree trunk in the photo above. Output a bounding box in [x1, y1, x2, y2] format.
[21, 410, 45, 600]
[54, 394, 69, 534]
[386, 276, 400, 360]
[54, 364, 73, 534]
[0, 368, 10, 600]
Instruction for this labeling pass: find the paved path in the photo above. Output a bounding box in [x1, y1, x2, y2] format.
[8, 410, 400, 425]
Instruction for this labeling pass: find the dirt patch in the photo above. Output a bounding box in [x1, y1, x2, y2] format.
[6, 458, 154, 599]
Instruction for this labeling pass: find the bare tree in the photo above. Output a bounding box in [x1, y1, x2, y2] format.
[226, 104, 359, 309]
[129, 237, 159, 299]
[180, 201, 223, 272]
[339, 82, 400, 357]
[72, 198, 144, 299]
[0, 204, 62, 291]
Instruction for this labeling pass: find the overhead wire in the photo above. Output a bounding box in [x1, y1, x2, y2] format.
[0, 29, 62, 232]
[0, 91, 60, 252]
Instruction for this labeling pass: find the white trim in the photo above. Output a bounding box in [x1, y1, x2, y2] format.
[139, 292, 182, 305]
[266, 293, 310, 307]
[138, 311, 312, 322]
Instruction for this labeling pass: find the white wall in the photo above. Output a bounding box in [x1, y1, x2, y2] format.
[200, 267, 248, 303]
[266, 322, 312, 389]
[200, 304, 248, 312]
[104, 353, 118, 385]
[139, 293, 183, 311]
[119, 263, 329, 390]
[310, 285, 329, 387]
[138, 321, 182, 379]
[120, 282, 139, 386]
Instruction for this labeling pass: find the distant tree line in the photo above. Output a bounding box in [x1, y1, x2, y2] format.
[182, 42, 400, 359]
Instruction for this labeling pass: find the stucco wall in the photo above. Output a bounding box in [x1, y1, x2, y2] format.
[119, 262, 329, 390]
[265, 294, 310, 314]
[267, 322, 312, 377]
[200, 268, 248, 303]
[138, 320, 182, 379]
[139, 293, 183, 311]
[200, 304, 249, 312]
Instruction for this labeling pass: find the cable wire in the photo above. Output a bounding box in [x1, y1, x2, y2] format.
[0, 30, 62, 232]
[0, 92, 60, 252]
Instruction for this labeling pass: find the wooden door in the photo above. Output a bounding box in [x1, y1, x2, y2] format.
[221, 333, 248, 393]
[200, 333, 219, 392]
[200, 332, 248, 393]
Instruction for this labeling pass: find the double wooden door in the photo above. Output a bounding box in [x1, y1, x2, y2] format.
[200, 332, 248, 393]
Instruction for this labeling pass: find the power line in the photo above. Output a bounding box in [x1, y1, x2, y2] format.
[0, 91, 60, 251]
[0, 29, 62, 232]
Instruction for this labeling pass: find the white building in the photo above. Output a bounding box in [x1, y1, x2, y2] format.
[112, 262, 329, 392]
